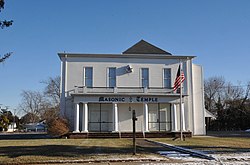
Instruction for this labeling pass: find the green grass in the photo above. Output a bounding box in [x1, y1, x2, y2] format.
[153, 137, 250, 153]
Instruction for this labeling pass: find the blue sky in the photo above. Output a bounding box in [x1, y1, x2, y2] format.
[1, 0, 250, 113]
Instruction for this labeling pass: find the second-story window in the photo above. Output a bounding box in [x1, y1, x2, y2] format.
[163, 68, 171, 88]
[108, 67, 116, 87]
[141, 68, 149, 88]
[84, 67, 93, 87]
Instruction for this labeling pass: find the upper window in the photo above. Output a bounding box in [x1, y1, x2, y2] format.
[163, 68, 171, 88]
[141, 68, 149, 88]
[84, 67, 93, 87]
[108, 67, 116, 87]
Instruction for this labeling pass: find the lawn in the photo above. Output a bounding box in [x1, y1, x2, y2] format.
[153, 137, 250, 154]
[0, 137, 249, 164]
[0, 138, 165, 164]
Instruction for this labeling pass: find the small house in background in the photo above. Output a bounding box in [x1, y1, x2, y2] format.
[7, 122, 17, 132]
[23, 121, 47, 132]
[205, 109, 217, 131]
[58, 40, 206, 137]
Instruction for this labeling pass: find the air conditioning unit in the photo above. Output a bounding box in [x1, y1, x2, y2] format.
[125, 65, 133, 73]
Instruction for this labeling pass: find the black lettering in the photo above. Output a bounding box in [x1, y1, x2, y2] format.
[136, 96, 140, 102]
[99, 97, 104, 102]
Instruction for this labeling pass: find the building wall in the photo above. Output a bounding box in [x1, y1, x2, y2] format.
[192, 64, 206, 135]
[65, 57, 180, 91]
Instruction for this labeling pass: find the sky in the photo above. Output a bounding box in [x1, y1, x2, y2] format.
[1, 0, 250, 114]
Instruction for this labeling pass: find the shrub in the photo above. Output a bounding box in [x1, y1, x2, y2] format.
[47, 117, 69, 136]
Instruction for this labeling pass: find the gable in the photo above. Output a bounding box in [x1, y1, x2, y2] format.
[123, 40, 172, 55]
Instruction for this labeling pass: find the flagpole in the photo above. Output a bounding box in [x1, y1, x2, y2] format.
[180, 61, 183, 141]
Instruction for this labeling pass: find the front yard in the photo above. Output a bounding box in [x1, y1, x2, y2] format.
[0, 138, 167, 164]
[0, 136, 249, 164]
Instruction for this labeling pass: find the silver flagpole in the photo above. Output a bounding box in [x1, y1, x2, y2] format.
[180, 61, 183, 141]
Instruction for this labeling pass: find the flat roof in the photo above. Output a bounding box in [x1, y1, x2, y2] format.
[58, 53, 196, 60]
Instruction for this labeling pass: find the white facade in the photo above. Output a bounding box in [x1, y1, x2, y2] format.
[58, 40, 206, 135]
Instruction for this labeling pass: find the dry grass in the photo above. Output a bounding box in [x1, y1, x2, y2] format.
[153, 137, 250, 153]
[0, 137, 249, 164]
[0, 139, 164, 164]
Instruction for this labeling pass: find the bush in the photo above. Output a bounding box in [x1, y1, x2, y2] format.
[47, 117, 69, 136]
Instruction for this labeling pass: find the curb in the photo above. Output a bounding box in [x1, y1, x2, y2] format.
[146, 139, 216, 160]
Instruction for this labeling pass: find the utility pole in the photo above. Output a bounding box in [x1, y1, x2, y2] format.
[132, 110, 137, 155]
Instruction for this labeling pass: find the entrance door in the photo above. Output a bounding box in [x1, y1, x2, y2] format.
[88, 104, 100, 131]
[148, 103, 171, 131]
[88, 103, 113, 132]
[148, 104, 159, 131]
[100, 104, 112, 132]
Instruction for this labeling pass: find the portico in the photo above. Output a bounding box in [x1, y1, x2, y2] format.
[72, 94, 185, 133]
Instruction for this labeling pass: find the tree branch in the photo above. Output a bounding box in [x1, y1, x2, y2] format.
[0, 52, 12, 63]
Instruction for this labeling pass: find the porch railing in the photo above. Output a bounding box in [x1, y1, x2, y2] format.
[73, 86, 174, 94]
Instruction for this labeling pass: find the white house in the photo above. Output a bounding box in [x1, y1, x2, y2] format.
[58, 40, 205, 137]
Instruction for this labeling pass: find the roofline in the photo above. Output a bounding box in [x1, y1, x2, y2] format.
[58, 53, 196, 60]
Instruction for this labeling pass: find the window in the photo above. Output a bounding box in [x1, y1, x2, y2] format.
[163, 68, 171, 88]
[84, 67, 93, 87]
[108, 67, 116, 87]
[141, 68, 149, 88]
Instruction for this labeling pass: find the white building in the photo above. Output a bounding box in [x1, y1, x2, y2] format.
[58, 40, 205, 137]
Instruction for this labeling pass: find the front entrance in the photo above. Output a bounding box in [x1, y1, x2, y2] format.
[84, 103, 172, 132]
[88, 103, 113, 132]
[148, 103, 171, 131]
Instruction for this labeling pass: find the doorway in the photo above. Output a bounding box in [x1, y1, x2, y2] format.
[88, 103, 113, 132]
[148, 103, 171, 131]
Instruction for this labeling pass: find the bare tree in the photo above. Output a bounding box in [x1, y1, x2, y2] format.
[0, 0, 13, 63]
[0, 0, 13, 28]
[205, 77, 250, 130]
[40, 76, 61, 125]
[19, 90, 46, 123]
[204, 76, 225, 112]
[41, 76, 60, 106]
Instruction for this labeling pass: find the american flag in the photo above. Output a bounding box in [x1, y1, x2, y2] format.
[173, 65, 185, 91]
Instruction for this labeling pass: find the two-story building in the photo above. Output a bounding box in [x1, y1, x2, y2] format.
[58, 40, 205, 137]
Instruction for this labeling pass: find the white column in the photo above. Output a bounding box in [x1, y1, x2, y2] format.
[171, 104, 178, 131]
[144, 103, 149, 132]
[181, 103, 186, 131]
[82, 103, 88, 132]
[113, 103, 119, 132]
[74, 103, 80, 133]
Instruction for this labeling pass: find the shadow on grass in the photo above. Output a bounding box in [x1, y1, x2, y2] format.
[0, 139, 167, 159]
[0, 145, 136, 158]
[179, 145, 250, 154]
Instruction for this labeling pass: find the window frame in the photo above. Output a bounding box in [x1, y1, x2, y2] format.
[141, 68, 149, 88]
[83, 67, 93, 87]
[108, 67, 116, 87]
[163, 68, 171, 88]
